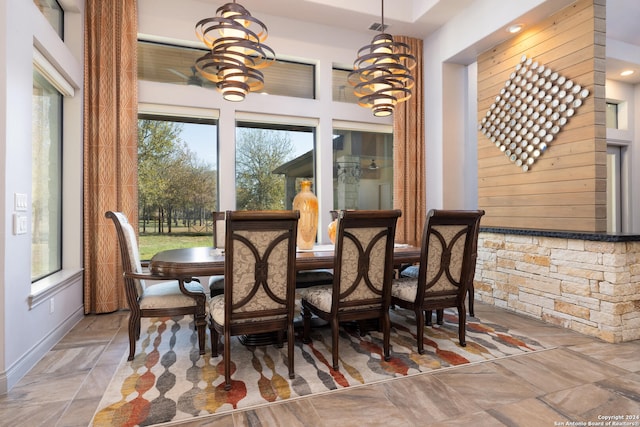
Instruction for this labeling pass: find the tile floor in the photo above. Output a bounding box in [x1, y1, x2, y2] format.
[1, 302, 639, 427]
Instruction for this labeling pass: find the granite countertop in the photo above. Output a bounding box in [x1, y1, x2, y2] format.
[480, 226, 640, 242]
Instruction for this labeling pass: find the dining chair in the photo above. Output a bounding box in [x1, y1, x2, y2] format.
[300, 209, 401, 371]
[209, 211, 226, 297]
[105, 211, 207, 361]
[391, 209, 484, 353]
[208, 210, 299, 390]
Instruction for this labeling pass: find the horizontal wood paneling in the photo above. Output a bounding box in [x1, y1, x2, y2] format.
[476, 0, 606, 232]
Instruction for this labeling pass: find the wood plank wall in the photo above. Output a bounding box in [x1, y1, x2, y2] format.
[476, 0, 606, 232]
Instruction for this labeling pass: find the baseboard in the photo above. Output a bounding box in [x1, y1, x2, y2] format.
[0, 305, 85, 395]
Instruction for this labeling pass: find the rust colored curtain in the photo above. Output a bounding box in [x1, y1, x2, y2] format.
[83, 0, 138, 313]
[393, 36, 425, 245]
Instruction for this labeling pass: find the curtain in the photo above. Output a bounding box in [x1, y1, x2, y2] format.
[393, 36, 425, 245]
[83, 0, 138, 314]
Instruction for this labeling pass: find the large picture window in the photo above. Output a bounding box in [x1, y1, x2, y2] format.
[137, 115, 218, 260]
[332, 128, 393, 210]
[235, 122, 315, 211]
[32, 70, 63, 281]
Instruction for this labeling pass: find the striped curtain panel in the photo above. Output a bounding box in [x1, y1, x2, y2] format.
[393, 36, 426, 245]
[83, 0, 139, 313]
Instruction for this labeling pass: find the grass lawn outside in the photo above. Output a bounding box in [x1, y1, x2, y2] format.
[138, 233, 212, 261]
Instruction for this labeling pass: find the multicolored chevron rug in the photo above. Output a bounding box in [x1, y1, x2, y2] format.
[91, 307, 547, 426]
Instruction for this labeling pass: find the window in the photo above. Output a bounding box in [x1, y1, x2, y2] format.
[137, 115, 219, 260]
[333, 128, 393, 210]
[32, 70, 63, 281]
[235, 122, 315, 210]
[33, 0, 63, 38]
[606, 102, 619, 129]
[137, 40, 316, 99]
[332, 67, 359, 104]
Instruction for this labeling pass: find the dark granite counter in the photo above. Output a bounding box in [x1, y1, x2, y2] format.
[480, 227, 640, 242]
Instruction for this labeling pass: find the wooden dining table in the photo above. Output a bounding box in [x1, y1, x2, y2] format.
[149, 243, 422, 279]
[149, 243, 421, 345]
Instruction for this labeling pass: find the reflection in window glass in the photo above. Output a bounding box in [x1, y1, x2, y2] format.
[235, 123, 315, 210]
[32, 70, 63, 281]
[137, 116, 218, 260]
[332, 68, 360, 104]
[332, 129, 393, 210]
[33, 0, 63, 38]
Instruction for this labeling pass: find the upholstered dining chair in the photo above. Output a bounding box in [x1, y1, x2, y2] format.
[300, 209, 401, 371]
[208, 210, 299, 390]
[209, 211, 226, 297]
[391, 209, 484, 353]
[105, 211, 207, 361]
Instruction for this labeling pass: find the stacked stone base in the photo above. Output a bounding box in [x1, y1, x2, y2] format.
[475, 231, 640, 343]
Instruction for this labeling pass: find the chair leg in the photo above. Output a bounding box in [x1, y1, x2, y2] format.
[331, 317, 340, 371]
[276, 330, 284, 348]
[436, 309, 444, 325]
[302, 305, 312, 344]
[382, 313, 391, 362]
[468, 284, 475, 317]
[197, 320, 206, 355]
[457, 304, 467, 347]
[425, 310, 433, 326]
[128, 313, 140, 361]
[287, 323, 295, 379]
[224, 330, 232, 390]
[416, 309, 425, 354]
[209, 317, 219, 357]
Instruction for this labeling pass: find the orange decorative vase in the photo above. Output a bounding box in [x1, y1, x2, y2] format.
[292, 180, 318, 250]
[327, 219, 337, 244]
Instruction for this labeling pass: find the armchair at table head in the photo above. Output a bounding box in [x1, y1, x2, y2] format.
[208, 210, 300, 391]
[299, 209, 401, 371]
[391, 209, 484, 353]
[105, 211, 207, 361]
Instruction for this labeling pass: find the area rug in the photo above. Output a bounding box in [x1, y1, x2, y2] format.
[91, 308, 547, 426]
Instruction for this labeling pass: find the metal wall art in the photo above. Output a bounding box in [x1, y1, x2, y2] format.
[479, 55, 589, 172]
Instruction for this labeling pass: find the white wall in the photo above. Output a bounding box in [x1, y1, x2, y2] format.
[0, 0, 84, 393]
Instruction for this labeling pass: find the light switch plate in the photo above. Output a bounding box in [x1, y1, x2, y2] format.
[14, 193, 28, 211]
[13, 214, 28, 235]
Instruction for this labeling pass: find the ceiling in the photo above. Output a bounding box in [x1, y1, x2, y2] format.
[196, 0, 640, 84]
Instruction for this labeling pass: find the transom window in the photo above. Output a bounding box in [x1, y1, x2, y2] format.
[137, 40, 315, 99]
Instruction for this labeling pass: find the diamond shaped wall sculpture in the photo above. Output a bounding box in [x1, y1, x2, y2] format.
[479, 55, 590, 172]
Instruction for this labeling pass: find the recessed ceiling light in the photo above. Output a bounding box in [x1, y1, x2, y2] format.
[507, 23, 524, 34]
[620, 70, 635, 77]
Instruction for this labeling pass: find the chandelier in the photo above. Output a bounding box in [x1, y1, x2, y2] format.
[195, 1, 275, 102]
[348, 0, 416, 117]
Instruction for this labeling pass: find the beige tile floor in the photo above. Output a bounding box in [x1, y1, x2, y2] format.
[1, 302, 639, 427]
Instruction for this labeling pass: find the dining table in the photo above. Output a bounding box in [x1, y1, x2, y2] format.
[149, 243, 422, 279]
[149, 243, 422, 346]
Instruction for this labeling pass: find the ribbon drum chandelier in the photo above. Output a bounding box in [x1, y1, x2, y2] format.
[195, 1, 275, 102]
[348, 0, 416, 117]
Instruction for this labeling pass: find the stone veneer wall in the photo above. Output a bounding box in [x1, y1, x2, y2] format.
[474, 229, 640, 343]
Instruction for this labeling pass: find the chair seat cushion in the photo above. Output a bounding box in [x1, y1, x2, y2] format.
[209, 295, 288, 326]
[391, 277, 418, 302]
[400, 265, 419, 278]
[299, 285, 380, 313]
[140, 280, 205, 309]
